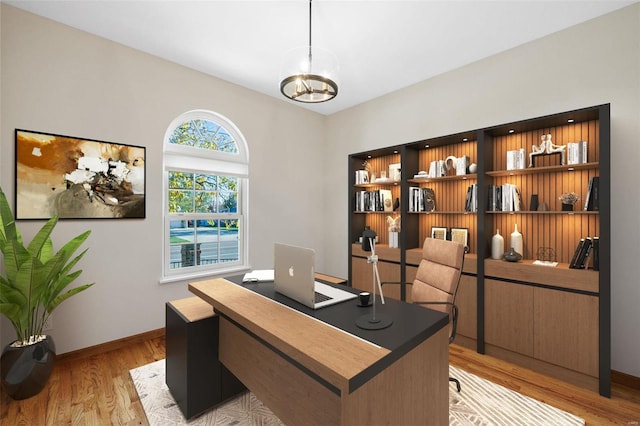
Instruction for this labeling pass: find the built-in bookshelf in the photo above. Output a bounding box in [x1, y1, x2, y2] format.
[348, 104, 610, 397]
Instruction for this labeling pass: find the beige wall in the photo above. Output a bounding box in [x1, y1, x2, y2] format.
[1, 3, 639, 377]
[0, 4, 327, 354]
[323, 4, 640, 376]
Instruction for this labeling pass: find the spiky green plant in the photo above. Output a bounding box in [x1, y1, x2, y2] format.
[0, 187, 94, 346]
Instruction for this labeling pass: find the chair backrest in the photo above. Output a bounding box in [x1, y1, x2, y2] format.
[411, 237, 465, 320]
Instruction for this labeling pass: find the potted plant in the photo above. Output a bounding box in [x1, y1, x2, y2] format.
[0, 187, 94, 399]
[559, 192, 580, 211]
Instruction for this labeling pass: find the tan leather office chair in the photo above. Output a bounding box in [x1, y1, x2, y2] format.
[384, 237, 465, 392]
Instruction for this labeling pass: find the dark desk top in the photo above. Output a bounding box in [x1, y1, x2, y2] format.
[225, 274, 449, 392]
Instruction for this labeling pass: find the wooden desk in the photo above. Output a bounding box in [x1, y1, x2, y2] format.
[189, 277, 449, 425]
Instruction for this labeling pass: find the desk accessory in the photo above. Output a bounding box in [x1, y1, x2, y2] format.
[356, 229, 393, 330]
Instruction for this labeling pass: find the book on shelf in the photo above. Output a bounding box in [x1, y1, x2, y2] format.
[487, 183, 521, 212]
[355, 170, 369, 184]
[583, 176, 600, 211]
[380, 189, 393, 212]
[465, 184, 477, 212]
[409, 187, 435, 212]
[355, 189, 390, 212]
[388, 163, 401, 182]
[569, 238, 585, 269]
[592, 237, 600, 271]
[570, 236, 597, 269]
[506, 148, 526, 170]
[567, 141, 588, 165]
[428, 160, 445, 178]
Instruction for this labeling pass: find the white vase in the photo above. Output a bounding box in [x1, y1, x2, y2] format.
[491, 229, 504, 259]
[510, 224, 523, 256]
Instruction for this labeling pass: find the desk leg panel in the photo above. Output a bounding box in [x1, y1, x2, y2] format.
[342, 327, 449, 426]
[219, 317, 341, 426]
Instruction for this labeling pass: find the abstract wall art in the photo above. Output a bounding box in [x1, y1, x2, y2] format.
[15, 129, 146, 219]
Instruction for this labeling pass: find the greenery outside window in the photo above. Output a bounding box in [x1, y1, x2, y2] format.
[162, 110, 249, 282]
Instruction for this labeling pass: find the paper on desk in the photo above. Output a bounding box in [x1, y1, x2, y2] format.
[242, 269, 275, 282]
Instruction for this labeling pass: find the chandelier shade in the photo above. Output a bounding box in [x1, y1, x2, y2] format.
[280, 0, 338, 103]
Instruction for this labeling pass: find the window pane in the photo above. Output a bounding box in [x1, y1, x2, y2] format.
[195, 174, 217, 191]
[169, 119, 238, 154]
[169, 171, 194, 189]
[219, 219, 240, 263]
[169, 220, 195, 269]
[197, 220, 219, 265]
[218, 191, 237, 213]
[168, 190, 194, 213]
[195, 220, 239, 264]
[195, 191, 217, 213]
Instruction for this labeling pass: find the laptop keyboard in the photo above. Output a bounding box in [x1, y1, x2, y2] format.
[314, 291, 333, 303]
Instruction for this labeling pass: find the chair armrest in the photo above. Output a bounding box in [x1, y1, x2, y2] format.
[380, 281, 412, 287]
[413, 301, 459, 343]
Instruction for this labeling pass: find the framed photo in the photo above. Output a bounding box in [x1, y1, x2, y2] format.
[431, 226, 447, 240]
[15, 129, 146, 220]
[450, 227, 469, 250]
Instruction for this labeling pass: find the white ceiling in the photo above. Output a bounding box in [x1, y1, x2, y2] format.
[5, 0, 635, 115]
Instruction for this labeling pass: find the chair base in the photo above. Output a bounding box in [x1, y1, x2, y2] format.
[450, 377, 461, 392]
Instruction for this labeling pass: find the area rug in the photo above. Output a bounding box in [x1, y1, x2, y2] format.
[130, 359, 584, 425]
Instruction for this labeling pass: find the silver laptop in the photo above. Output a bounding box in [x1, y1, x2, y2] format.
[274, 243, 357, 309]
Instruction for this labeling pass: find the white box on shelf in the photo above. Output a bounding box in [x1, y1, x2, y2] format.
[388, 232, 399, 248]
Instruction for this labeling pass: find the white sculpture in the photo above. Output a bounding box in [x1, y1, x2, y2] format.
[529, 134, 566, 167]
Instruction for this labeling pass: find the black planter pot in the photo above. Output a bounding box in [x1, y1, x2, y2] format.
[1, 335, 56, 400]
[562, 203, 574, 211]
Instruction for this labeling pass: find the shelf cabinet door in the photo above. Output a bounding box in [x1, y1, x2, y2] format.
[533, 287, 598, 377]
[485, 279, 534, 357]
[456, 275, 477, 340]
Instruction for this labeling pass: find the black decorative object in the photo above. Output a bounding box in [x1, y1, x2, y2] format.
[529, 194, 539, 211]
[562, 203, 573, 211]
[502, 248, 523, 262]
[361, 226, 376, 252]
[1, 336, 56, 400]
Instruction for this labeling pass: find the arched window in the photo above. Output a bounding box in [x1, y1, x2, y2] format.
[161, 110, 249, 282]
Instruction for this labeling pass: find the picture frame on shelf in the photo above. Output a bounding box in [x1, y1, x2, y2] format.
[15, 129, 146, 220]
[430, 226, 447, 240]
[450, 227, 469, 250]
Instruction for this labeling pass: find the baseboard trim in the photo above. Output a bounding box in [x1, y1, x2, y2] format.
[612, 369, 640, 391]
[56, 328, 165, 363]
[52, 327, 640, 392]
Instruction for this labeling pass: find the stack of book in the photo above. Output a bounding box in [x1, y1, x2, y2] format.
[583, 176, 600, 211]
[408, 187, 435, 212]
[487, 183, 522, 212]
[569, 236, 599, 270]
[465, 184, 477, 212]
[506, 148, 526, 170]
[355, 189, 393, 212]
[567, 141, 588, 165]
[354, 170, 369, 184]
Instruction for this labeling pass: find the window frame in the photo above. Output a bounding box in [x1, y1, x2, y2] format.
[161, 110, 249, 283]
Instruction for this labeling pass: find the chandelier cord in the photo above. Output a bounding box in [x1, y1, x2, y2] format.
[308, 0, 313, 73]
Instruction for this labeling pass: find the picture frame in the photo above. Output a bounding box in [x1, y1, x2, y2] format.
[430, 226, 447, 240]
[15, 129, 146, 220]
[450, 227, 469, 250]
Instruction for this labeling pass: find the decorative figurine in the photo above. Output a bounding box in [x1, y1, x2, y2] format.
[529, 134, 566, 167]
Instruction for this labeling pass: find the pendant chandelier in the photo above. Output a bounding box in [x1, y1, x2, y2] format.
[280, 0, 338, 103]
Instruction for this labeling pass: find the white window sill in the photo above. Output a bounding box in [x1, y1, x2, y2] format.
[159, 264, 251, 285]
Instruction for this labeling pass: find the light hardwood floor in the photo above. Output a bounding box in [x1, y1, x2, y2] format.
[1, 330, 638, 425]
